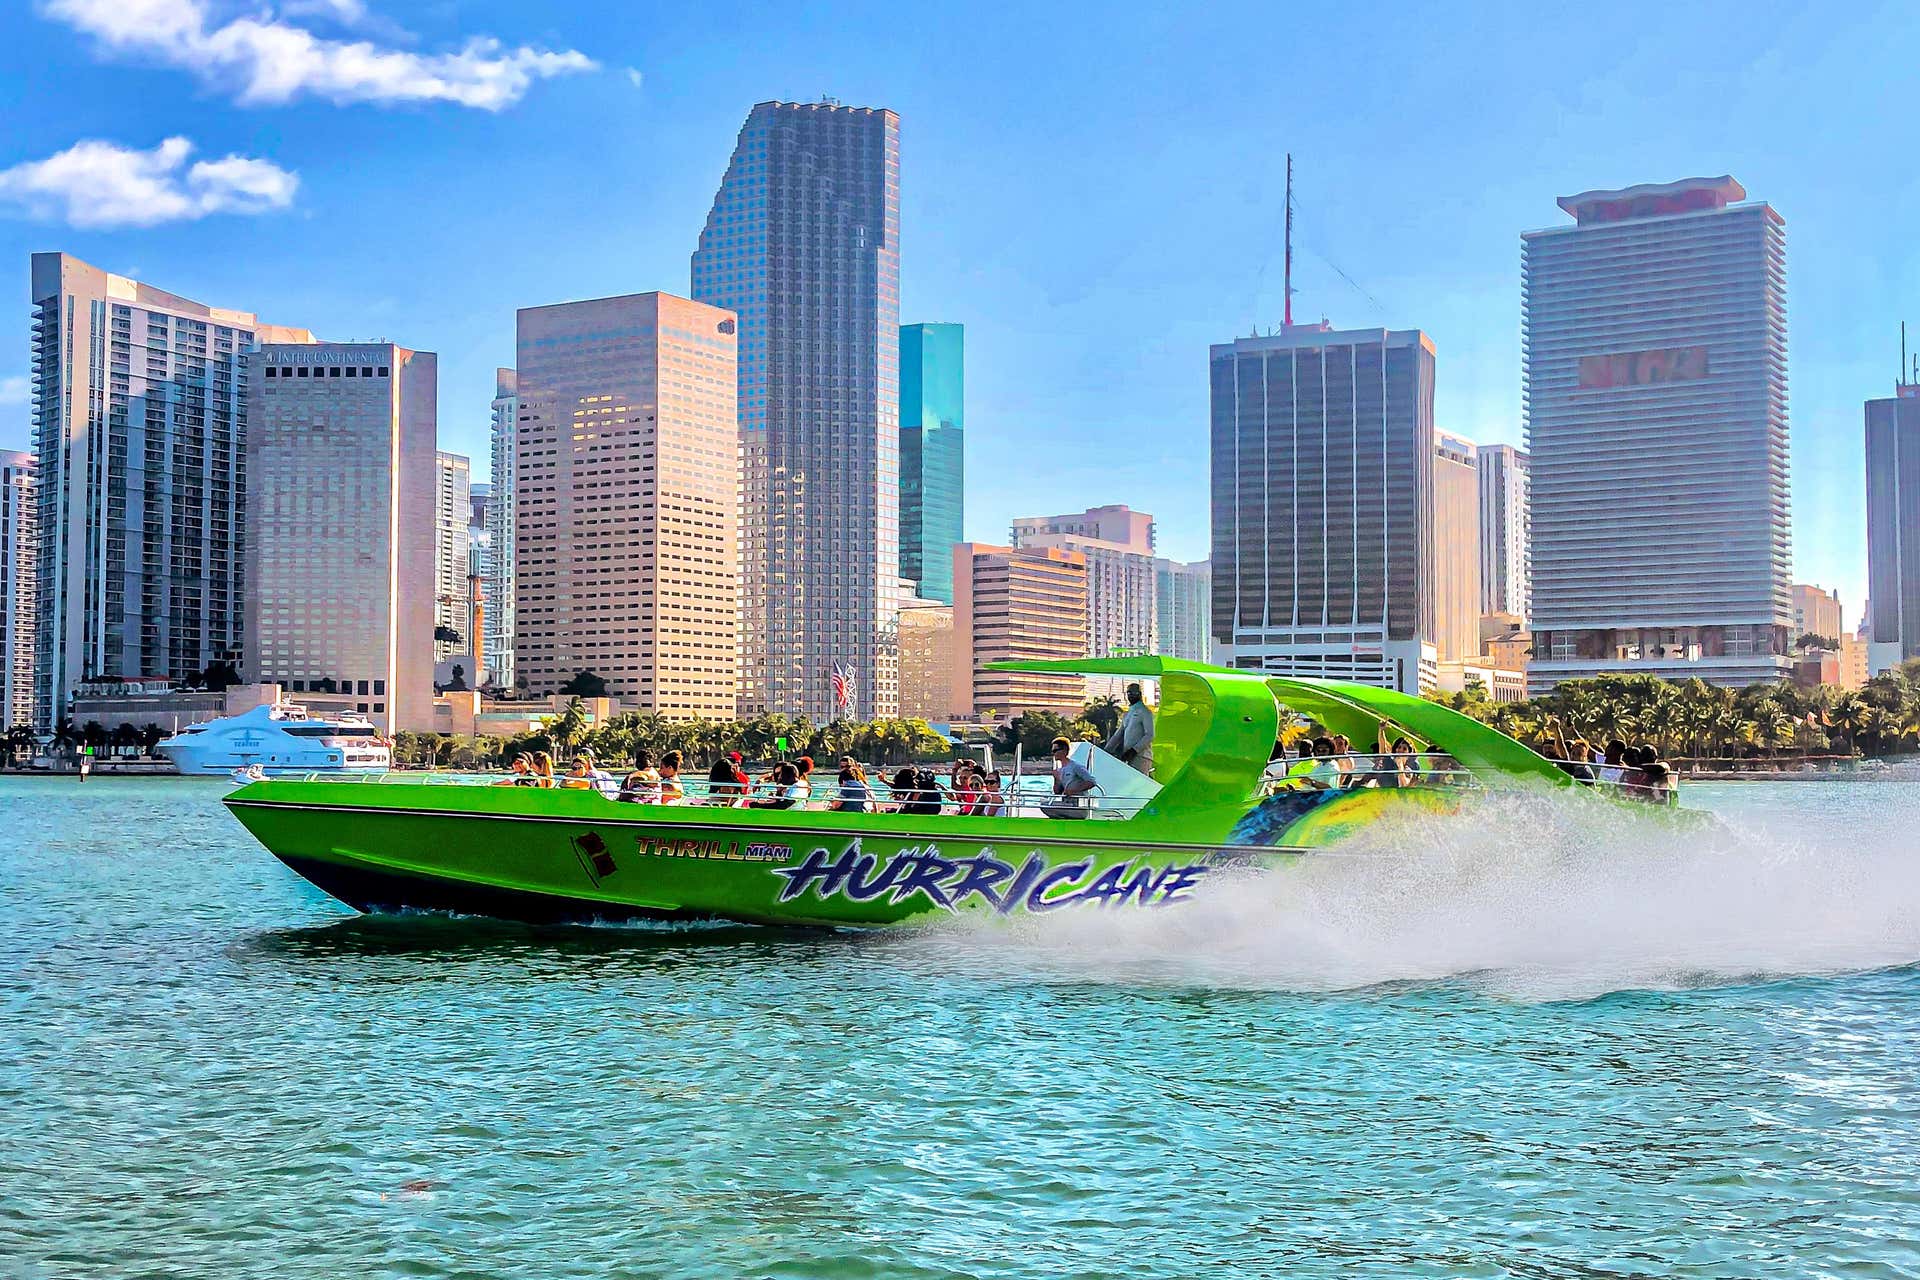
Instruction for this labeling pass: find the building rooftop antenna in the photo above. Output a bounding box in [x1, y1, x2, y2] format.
[1284, 153, 1295, 329]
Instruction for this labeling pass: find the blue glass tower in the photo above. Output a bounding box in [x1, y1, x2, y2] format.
[900, 323, 964, 604]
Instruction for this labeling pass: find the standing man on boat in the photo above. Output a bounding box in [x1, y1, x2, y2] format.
[1105, 682, 1155, 778]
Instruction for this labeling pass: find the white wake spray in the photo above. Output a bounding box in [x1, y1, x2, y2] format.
[886, 783, 1920, 1000]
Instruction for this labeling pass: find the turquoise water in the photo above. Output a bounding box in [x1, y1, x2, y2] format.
[4, 776, 1920, 1278]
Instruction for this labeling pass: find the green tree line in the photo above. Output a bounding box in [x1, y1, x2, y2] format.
[1431, 661, 1920, 761]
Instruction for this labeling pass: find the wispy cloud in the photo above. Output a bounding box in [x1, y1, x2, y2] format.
[42, 0, 597, 111]
[625, 67, 643, 89]
[0, 376, 28, 405]
[0, 137, 299, 228]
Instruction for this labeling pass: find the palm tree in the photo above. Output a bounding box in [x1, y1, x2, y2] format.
[1829, 693, 1873, 756]
[1081, 696, 1123, 739]
[545, 697, 588, 760]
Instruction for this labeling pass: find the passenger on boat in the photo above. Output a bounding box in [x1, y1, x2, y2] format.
[1598, 740, 1629, 786]
[531, 752, 557, 788]
[827, 759, 870, 812]
[1299, 737, 1343, 791]
[617, 749, 662, 804]
[979, 770, 1007, 817]
[707, 752, 749, 804]
[657, 751, 686, 804]
[1042, 736, 1097, 819]
[495, 754, 537, 786]
[794, 756, 815, 806]
[1104, 682, 1155, 778]
[1330, 734, 1360, 788]
[1372, 729, 1423, 788]
[745, 761, 805, 809]
[952, 762, 987, 815]
[1543, 719, 1596, 784]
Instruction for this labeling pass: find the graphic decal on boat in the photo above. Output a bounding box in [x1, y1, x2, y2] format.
[634, 835, 792, 862]
[772, 840, 1210, 913]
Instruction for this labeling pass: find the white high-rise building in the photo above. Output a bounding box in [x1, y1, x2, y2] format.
[1523, 176, 1792, 691]
[29, 253, 314, 728]
[433, 451, 471, 663]
[1153, 557, 1211, 662]
[243, 343, 437, 732]
[693, 100, 902, 721]
[514, 291, 739, 718]
[1011, 504, 1156, 695]
[484, 368, 517, 691]
[2, 450, 34, 730]
[1477, 443, 1530, 622]
[1433, 432, 1481, 664]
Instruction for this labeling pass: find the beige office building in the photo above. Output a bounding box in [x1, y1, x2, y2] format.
[1434, 433, 1482, 663]
[514, 292, 738, 718]
[952, 542, 1088, 717]
[433, 451, 472, 662]
[2, 451, 34, 731]
[898, 598, 956, 721]
[1791, 583, 1844, 644]
[244, 343, 437, 732]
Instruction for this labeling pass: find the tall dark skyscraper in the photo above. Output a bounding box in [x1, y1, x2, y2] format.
[1866, 386, 1920, 674]
[900, 322, 964, 605]
[692, 100, 902, 721]
[1209, 325, 1439, 693]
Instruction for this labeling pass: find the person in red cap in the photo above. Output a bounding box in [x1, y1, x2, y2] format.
[707, 750, 750, 805]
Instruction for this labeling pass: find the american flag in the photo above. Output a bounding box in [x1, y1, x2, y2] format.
[831, 664, 855, 717]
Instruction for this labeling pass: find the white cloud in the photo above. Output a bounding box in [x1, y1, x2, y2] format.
[0, 137, 298, 228]
[0, 376, 28, 405]
[625, 67, 643, 89]
[42, 0, 597, 111]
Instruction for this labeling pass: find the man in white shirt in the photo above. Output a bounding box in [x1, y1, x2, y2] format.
[1105, 682, 1156, 778]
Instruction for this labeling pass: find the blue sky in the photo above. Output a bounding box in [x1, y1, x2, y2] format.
[3, 0, 1915, 622]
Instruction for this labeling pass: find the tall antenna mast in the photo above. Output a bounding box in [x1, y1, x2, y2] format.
[1284, 153, 1294, 329]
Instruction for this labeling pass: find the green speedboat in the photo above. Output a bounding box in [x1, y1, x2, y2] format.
[224, 657, 1602, 928]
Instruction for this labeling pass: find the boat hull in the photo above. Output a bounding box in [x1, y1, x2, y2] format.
[225, 782, 1297, 928]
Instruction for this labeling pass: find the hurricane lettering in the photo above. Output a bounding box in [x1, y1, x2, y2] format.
[888, 851, 960, 908]
[772, 845, 1212, 913]
[942, 853, 1017, 911]
[1025, 860, 1094, 913]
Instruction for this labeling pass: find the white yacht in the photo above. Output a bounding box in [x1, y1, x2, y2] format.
[157, 702, 391, 776]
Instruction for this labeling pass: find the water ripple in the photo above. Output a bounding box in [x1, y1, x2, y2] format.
[2, 777, 1919, 1277]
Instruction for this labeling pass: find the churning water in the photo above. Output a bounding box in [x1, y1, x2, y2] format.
[898, 782, 1920, 1000]
[4, 775, 1919, 1278]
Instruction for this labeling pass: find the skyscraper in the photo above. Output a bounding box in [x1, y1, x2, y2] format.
[1523, 177, 1792, 691]
[2, 451, 34, 730]
[433, 451, 472, 663]
[243, 342, 436, 732]
[29, 253, 313, 728]
[952, 542, 1088, 717]
[1433, 432, 1481, 664]
[1011, 504, 1156, 694]
[1477, 443, 1530, 622]
[900, 322, 964, 605]
[1153, 557, 1211, 662]
[1209, 325, 1440, 693]
[692, 100, 902, 721]
[484, 368, 518, 691]
[1866, 386, 1920, 673]
[514, 291, 739, 718]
